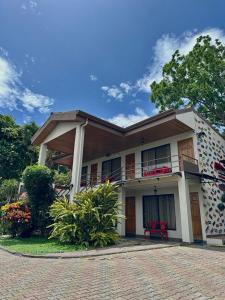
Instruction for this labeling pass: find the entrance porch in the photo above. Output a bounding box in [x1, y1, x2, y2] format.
[117, 175, 206, 243]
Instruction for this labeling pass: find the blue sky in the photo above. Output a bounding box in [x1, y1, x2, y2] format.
[0, 0, 225, 127]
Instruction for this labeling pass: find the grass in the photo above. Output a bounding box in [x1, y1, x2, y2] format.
[0, 236, 87, 255]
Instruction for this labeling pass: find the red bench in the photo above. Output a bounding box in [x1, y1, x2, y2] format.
[144, 221, 168, 240]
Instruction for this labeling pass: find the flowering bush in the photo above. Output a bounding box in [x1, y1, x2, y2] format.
[0, 201, 31, 237]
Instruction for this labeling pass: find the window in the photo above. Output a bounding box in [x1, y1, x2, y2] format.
[143, 194, 176, 230]
[102, 157, 121, 182]
[142, 144, 171, 176]
[81, 166, 88, 186]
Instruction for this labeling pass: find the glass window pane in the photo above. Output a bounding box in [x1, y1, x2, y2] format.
[112, 157, 121, 180]
[158, 194, 176, 230]
[143, 196, 159, 227]
[102, 157, 121, 181]
[81, 166, 88, 186]
[102, 160, 111, 180]
[155, 144, 171, 167]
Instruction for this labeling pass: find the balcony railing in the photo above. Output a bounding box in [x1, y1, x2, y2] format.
[80, 154, 199, 189]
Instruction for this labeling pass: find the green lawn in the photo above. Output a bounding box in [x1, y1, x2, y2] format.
[0, 236, 86, 255]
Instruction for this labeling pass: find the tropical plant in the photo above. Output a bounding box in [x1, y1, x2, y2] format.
[0, 179, 19, 204]
[49, 182, 123, 247]
[54, 171, 71, 187]
[0, 114, 39, 180]
[22, 165, 55, 234]
[151, 35, 225, 130]
[0, 201, 31, 237]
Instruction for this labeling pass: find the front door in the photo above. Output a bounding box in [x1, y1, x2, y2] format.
[125, 197, 136, 236]
[190, 192, 203, 241]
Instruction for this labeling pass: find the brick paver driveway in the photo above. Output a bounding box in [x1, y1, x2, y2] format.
[1, 246, 225, 300]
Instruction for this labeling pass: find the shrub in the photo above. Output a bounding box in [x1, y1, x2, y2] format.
[0, 179, 19, 204]
[0, 201, 31, 237]
[53, 171, 71, 187]
[22, 165, 55, 234]
[49, 182, 123, 247]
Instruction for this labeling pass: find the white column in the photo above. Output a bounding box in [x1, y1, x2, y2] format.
[70, 124, 85, 202]
[117, 187, 125, 236]
[178, 172, 193, 243]
[121, 154, 125, 181]
[38, 143, 47, 166]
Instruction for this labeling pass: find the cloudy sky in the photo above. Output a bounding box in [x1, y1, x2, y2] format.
[0, 0, 225, 127]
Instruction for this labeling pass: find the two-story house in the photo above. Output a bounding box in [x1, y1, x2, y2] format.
[32, 108, 225, 244]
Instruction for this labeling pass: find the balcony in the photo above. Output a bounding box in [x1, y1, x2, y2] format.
[80, 154, 199, 189]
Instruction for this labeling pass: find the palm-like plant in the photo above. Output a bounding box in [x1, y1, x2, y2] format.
[49, 182, 124, 247]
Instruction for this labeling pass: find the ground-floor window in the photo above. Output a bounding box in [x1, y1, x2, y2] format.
[143, 194, 176, 230]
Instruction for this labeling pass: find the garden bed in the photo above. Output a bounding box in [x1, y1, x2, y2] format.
[0, 236, 86, 255]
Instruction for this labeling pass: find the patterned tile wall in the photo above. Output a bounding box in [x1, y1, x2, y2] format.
[195, 115, 225, 235]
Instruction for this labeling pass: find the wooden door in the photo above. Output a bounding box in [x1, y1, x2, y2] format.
[190, 192, 203, 240]
[125, 153, 135, 180]
[125, 197, 136, 236]
[90, 163, 98, 185]
[178, 138, 195, 170]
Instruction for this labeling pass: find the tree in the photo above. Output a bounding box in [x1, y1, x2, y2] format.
[22, 165, 54, 234]
[0, 115, 39, 180]
[151, 35, 225, 129]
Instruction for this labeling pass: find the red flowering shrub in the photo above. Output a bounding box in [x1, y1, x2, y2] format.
[0, 201, 31, 237]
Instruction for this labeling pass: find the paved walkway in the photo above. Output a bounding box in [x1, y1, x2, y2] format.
[1, 246, 225, 299]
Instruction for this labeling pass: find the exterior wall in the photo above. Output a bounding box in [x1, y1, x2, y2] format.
[127, 186, 182, 239]
[80, 109, 225, 239]
[82, 130, 195, 180]
[194, 114, 225, 236]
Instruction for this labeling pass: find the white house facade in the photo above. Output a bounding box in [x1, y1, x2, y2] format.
[32, 108, 225, 244]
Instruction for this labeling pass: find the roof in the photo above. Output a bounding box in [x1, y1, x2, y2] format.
[32, 108, 186, 145]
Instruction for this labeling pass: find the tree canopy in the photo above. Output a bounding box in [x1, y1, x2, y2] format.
[150, 35, 225, 129]
[0, 114, 39, 180]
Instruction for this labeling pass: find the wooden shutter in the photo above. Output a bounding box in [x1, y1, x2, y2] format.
[178, 138, 195, 170]
[190, 192, 203, 240]
[125, 153, 135, 180]
[125, 197, 136, 236]
[90, 163, 98, 185]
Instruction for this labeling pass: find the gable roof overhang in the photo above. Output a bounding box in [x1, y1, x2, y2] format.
[32, 109, 193, 165]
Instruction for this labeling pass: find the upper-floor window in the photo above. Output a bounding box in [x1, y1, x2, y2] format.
[81, 166, 88, 186]
[142, 144, 171, 177]
[102, 157, 121, 182]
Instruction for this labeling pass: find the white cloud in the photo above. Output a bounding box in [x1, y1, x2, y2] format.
[0, 56, 54, 113]
[102, 28, 225, 99]
[108, 107, 149, 127]
[120, 82, 133, 94]
[101, 81, 134, 102]
[89, 74, 98, 81]
[101, 86, 124, 101]
[21, 0, 38, 10]
[152, 107, 159, 115]
[23, 115, 32, 123]
[136, 28, 225, 93]
[20, 89, 54, 113]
